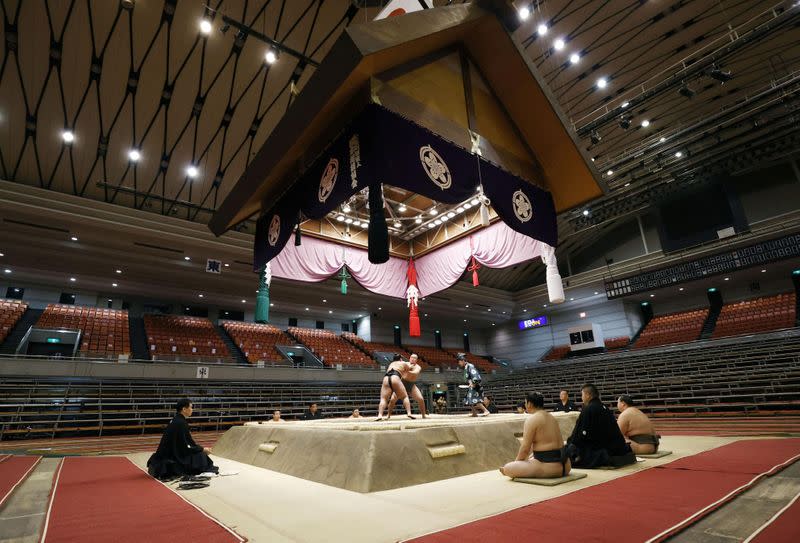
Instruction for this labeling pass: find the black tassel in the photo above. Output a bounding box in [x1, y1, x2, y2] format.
[368, 182, 389, 264]
[294, 223, 302, 246]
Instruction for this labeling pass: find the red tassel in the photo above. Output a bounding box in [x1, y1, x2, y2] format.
[468, 256, 480, 287]
[409, 300, 421, 337]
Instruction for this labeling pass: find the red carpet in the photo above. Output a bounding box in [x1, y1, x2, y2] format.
[745, 491, 800, 543]
[0, 455, 41, 507]
[408, 439, 800, 543]
[41, 457, 245, 543]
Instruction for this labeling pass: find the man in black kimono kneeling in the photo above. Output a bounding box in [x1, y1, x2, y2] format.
[147, 398, 218, 480]
[566, 384, 636, 468]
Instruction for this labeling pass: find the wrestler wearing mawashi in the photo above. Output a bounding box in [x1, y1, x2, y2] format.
[500, 392, 571, 479]
[386, 354, 427, 419]
[617, 395, 660, 454]
[375, 354, 415, 421]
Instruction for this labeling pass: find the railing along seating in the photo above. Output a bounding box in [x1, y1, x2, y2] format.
[222, 321, 293, 365]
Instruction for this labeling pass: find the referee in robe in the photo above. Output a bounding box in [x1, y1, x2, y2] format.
[566, 384, 635, 468]
[147, 398, 218, 480]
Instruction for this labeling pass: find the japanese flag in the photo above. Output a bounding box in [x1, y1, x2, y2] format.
[374, 0, 432, 21]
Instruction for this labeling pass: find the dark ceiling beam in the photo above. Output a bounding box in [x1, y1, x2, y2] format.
[574, 3, 800, 137]
[220, 14, 321, 68]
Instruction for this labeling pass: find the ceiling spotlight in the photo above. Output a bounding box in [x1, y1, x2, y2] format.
[606, 170, 613, 176]
[456, 206, 464, 213]
[128, 149, 141, 162]
[186, 165, 199, 178]
[553, 38, 565, 51]
[470, 198, 479, 206]
[241, 299, 246, 303]
[393, 221, 401, 228]
[184, 256, 191, 261]
[199, 18, 212, 35]
[427, 223, 435, 229]
[336, 215, 345, 222]
[328, 310, 333, 314]
[70, 236, 78, 241]
[569, 53, 580, 64]
[70, 277, 76, 282]
[518, 6, 530, 20]
[679, 287, 684, 291]
[434, 219, 442, 225]
[305, 307, 309, 311]
[463, 202, 472, 209]
[353, 221, 361, 228]
[398, 204, 407, 212]
[709, 67, 733, 83]
[618, 117, 631, 129]
[430, 208, 438, 216]
[678, 84, 695, 98]
[61, 130, 75, 143]
[112, 282, 118, 287]
[761, 269, 766, 273]
[198, 294, 204, 298]
[590, 130, 601, 144]
[650, 294, 655, 298]
[537, 23, 548, 36]
[116, 269, 122, 274]
[724, 277, 729, 281]
[624, 182, 631, 187]
[596, 77, 608, 89]
[3, 269, 10, 273]
[621, 102, 629, 108]
[675, 151, 683, 158]
[415, 216, 422, 224]
[582, 209, 590, 216]
[446, 211, 455, 218]
[345, 218, 353, 224]
[342, 203, 351, 213]
[265, 49, 278, 64]
[640, 119, 650, 128]
[659, 137, 666, 143]
[224, 263, 229, 267]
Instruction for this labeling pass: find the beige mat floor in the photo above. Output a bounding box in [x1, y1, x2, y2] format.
[128, 435, 739, 543]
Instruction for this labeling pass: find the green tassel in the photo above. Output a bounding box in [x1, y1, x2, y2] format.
[255, 265, 270, 323]
[339, 266, 351, 295]
[341, 278, 348, 295]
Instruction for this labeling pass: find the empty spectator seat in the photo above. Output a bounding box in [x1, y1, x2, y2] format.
[288, 327, 375, 368]
[0, 299, 28, 344]
[543, 345, 570, 361]
[409, 346, 459, 369]
[37, 304, 130, 356]
[713, 292, 797, 339]
[143, 314, 229, 361]
[341, 333, 422, 365]
[443, 349, 497, 372]
[223, 321, 293, 365]
[634, 308, 708, 349]
[605, 336, 630, 350]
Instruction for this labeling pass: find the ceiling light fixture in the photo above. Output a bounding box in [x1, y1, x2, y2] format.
[470, 198, 479, 206]
[198, 294, 204, 298]
[518, 6, 530, 20]
[241, 299, 246, 303]
[675, 151, 683, 158]
[116, 269, 122, 274]
[659, 137, 666, 142]
[641, 119, 650, 127]
[265, 48, 278, 64]
[606, 170, 613, 176]
[345, 218, 353, 224]
[582, 209, 590, 216]
[569, 52, 580, 64]
[186, 165, 199, 178]
[128, 149, 141, 162]
[678, 84, 695, 98]
[624, 182, 631, 187]
[537, 23, 548, 35]
[3, 269, 10, 273]
[336, 215, 345, 222]
[621, 101, 629, 108]
[342, 203, 351, 213]
[415, 216, 422, 224]
[61, 130, 75, 143]
[619, 117, 631, 129]
[553, 38, 565, 51]
[199, 18, 212, 35]
[446, 211, 455, 218]
[590, 130, 601, 144]
[69, 277, 76, 282]
[112, 282, 118, 287]
[393, 221, 401, 228]
[596, 77, 608, 89]
[429, 208, 438, 216]
[184, 256, 191, 261]
[70, 236, 78, 241]
[709, 67, 733, 83]
[398, 204, 407, 212]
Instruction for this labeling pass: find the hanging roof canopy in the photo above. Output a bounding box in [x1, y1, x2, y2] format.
[209, 0, 605, 238]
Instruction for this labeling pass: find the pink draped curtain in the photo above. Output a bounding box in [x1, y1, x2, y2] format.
[268, 222, 548, 300]
[415, 222, 545, 296]
[270, 236, 408, 298]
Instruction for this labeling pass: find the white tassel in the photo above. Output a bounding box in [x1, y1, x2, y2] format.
[541, 244, 565, 304]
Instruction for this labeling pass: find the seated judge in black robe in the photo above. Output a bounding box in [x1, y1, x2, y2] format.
[147, 398, 218, 480]
[566, 384, 635, 468]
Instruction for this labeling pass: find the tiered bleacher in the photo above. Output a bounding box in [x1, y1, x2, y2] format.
[37, 304, 129, 357]
[0, 299, 27, 345]
[143, 314, 230, 361]
[289, 327, 375, 368]
[443, 349, 497, 372]
[491, 331, 800, 416]
[341, 333, 419, 364]
[604, 336, 630, 350]
[713, 292, 797, 338]
[543, 345, 570, 361]
[222, 321, 293, 365]
[411, 346, 459, 369]
[0, 378, 379, 439]
[634, 308, 708, 349]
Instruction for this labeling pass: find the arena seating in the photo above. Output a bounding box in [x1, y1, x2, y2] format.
[604, 336, 630, 350]
[443, 349, 497, 372]
[0, 378, 379, 439]
[410, 346, 459, 369]
[490, 330, 800, 417]
[0, 299, 28, 345]
[712, 292, 797, 339]
[143, 314, 230, 361]
[341, 333, 421, 364]
[222, 321, 294, 365]
[634, 308, 708, 349]
[288, 327, 375, 368]
[542, 345, 570, 361]
[37, 304, 130, 357]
